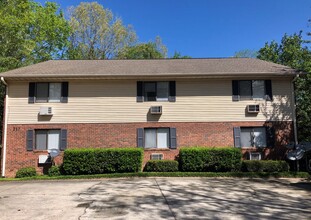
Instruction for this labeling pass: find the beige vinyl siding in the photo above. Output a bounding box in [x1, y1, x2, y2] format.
[7, 78, 293, 124]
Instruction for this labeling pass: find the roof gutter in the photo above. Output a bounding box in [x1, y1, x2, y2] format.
[1, 77, 8, 177]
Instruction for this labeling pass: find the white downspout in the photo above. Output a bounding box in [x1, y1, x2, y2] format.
[291, 75, 299, 145]
[1, 77, 8, 177]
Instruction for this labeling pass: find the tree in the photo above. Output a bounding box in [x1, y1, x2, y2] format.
[257, 33, 311, 142]
[234, 49, 258, 58]
[0, 0, 70, 141]
[0, 0, 70, 72]
[172, 51, 191, 59]
[117, 36, 167, 59]
[68, 2, 137, 59]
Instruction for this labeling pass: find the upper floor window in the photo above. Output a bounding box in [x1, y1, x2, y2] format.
[137, 81, 176, 102]
[36, 83, 61, 102]
[28, 82, 68, 103]
[232, 80, 272, 101]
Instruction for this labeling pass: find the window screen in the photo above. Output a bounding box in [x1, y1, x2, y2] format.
[36, 83, 49, 102]
[253, 127, 266, 147]
[36, 130, 47, 150]
[241, 128, 252, 147]
[157, 82, 169, 101]
[145, 129, 157, 148]
[49, 83, 62, 102]
[239, 81, 252, 100]
[252, 80, 265, 99]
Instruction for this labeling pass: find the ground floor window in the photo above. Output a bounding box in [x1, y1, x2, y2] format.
[240, 127, 266, 148]
[144, 128, 170, 148]
[35, 130, 61, 150]
[137, 127, 176, 149]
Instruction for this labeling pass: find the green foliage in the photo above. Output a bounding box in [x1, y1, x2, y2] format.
[118, 43, 163, 59]
[6, 171, 310, 181]
[0, 1, 70, 142]
[172, 51, 191, 59]
[179, 147, 242, 172]
[15, 167, 37, 178]
[241, 160, 290, 172]
[0, 0, 70, 69]
[144, 160, 179, 172]
[62, 148, 143, 175]
[234, 49, 258, 58]
[48, 166, 61, 176]
[117, 36, 167, 59]
[68, 2, 137, 59]
[257, 32, 311, 142]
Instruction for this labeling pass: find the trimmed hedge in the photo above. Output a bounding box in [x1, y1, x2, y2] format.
[144, 160, 179, 172]
[16, 167, 37, 178]
[62, 148, 143, 175]
[6, 171, 310, 181]
[241, 160, 290, 172]
[179, 147, 242, 172]
[48, 166, 61, 176]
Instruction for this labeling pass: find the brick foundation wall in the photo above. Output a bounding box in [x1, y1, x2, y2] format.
[3, 121, 293, 177]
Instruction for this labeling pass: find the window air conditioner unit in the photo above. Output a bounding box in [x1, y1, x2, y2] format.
[249, 152, 261, 160]
[38, 155, 51, 164]
[150, 106, 162, 115]
[247, 105, 260, 113]
[39, 107, 53, 116]
[150, 153, 164, 160]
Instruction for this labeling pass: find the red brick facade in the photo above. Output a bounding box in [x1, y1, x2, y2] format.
[2, 121, 293, 177]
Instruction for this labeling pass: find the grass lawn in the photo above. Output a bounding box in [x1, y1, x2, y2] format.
[1, 171, 310, 181]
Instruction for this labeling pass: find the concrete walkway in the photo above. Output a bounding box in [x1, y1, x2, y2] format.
[0, 178, 310, 220]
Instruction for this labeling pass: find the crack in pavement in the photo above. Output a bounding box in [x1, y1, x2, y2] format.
[77, 181, 102, 220]
[154, 178, 177, 220]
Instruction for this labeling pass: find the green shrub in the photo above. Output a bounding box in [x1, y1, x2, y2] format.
[144, 160, 179, 172]
[48, 166, 61, 176]
[241, 160, 289, 172]
[62, 148, 144, 175]
[179, 147, 242, 172]
[15, 167, 37, 178]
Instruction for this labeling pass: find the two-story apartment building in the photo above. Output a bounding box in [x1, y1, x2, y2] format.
[0, 58, 298, 177]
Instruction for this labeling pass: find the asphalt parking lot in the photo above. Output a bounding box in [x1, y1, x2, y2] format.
[0, 177, 310, 220]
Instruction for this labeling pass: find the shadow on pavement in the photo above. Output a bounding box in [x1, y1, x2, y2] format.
[75, 178, 311, 219]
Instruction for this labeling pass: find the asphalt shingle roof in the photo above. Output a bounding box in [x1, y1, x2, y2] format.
[0, 58, 298, 79]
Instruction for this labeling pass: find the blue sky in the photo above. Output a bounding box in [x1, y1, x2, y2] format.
[36, 0, 310, 58]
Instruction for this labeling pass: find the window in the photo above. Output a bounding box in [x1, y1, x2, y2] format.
[145, 128, 170, 148]
[29, 82, 68, 103]
[240, 127, 266, 148]
[36, 83, 61, 102]
[137, 127, 177, 149]
[137, 81, 176, 102]
[239, 80, 265, 100]
[150, 153, 164, 160]
[232, 80, 272, 101]
[144, 82, 169, 101]
[35, 130, 60, 150]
